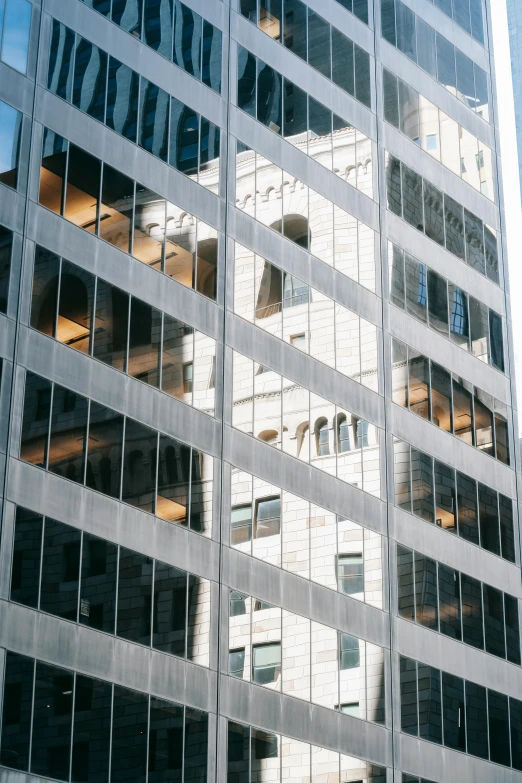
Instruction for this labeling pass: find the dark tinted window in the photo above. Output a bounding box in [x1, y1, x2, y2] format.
[461, 573, 484, 650]
[172, 0, 202, 79]
[122, 418, 157, 512]
[465, 681, 488, 759]
[117, 547, 153, 645]
[397, 545, 414, 621]
[332, 30, 354, 96]
[423, 182, 444, 248]
[510, 697, 522, 771]
[149, 697, 184, 783]
[504, 593, 521, 665]
[86, 402, 124, 499]
[257, 60, 282, 133]
[57, 261, 95, 354]
[73, 38, 107, 122]
[93, 279, 129, 370]
[414, 553, 438, 629]
[184, 708, 208, 783]
[411, 448, 433, 523]
[227, 721, 250, 783]
[39, 129, 67, 215]
[64, 144, 101, 232]
[237, 46, 256, 117]
[444, 195, 465, 260]
[438, 564, 461, 640]
[79, 533, 118, 633]
[483, 584, 506, 659]
[48, 20, 75, 101]
[489, 310, 505, 372]
[31, 662, 74, 781]
[442, 672, 465, 751]
[40, 518, 81, 621]
[30, 246, 60, 337]
[139, 79, 170, 161]
[10, 507, 43, 609]
[157, 434, 190, 525]
[153, 560, 187, 656]
[434, 460, 455, 533]
[128, 298, 161, 387]
[488, 690, 511, 766]
[48, 385, 88, 483]
[307, 9, 331, 78]
[144, 0, 173, 58]
[284, 0, 307, 60]
[111, 686, 149, 782]
[112, 0, 143, 37]
[418, 664, 442, 744]
[0, 651, 34, 771]
[478, 484, 500, 556]
[499, 494, 516, 564]
[400, 656, 418, 735]
[20, 372, 52, 467]
[427, 269, 448, 334]
[106, 56, 139, 143]
[72, 675, 112, 783]
[202, 20, 221, 93]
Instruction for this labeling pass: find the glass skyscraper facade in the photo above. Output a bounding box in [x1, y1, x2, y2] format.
[0, 1, 519, 782]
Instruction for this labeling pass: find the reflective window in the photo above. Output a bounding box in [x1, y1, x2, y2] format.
[10, 507, 43, 609]
[0, 652, 34, 771]
[394, 438, 515, 563]
[106, 56, 139, 142]
[40, 518, 81, 621]
[0, 100, 21, 189]
[73, 675, 112, 783]
[387, 156, 499, 282]
[389, 243, 504, 368]
[79, 532, 118, 633]
[1, 0, 32, 74]
[0, 224, 13, 312]
[112, 686, 148, 781]
[72, 38, 107, 122]
[48, 385, 88, 483]
[32, 662, 73, 781]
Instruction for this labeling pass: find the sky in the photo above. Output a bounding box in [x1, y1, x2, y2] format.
[490, 0, 522, 434]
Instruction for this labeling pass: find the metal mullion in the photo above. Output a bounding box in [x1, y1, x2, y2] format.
[76, 530, 84, 625]
[68, 671, 77, 782]
[28, 657, 37, 774]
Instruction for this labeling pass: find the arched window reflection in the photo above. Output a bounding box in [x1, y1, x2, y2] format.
[316, 419, 330, 456]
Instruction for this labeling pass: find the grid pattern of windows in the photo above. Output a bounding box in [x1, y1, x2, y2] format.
[391, 338, 510, 464]
[383, 68, 494, 200]
[30, 246, 217, 416]
[38, 129, 219, 301]
[0, 649, 209, 782]
[48, 20, 220, 192]
[80, 0, 222, 92]
[234, 243, 378, 387]
[19, 371, 214, 534]
[227, 720, 387, 783]
[238, 3, 370, 105]
[238, 47, 372, 195]
[10, 506, 211, 664]
[397, 544, 521, 663]
[381, 0, 489, 116]
[393, 438, 516, 562]
[228, 591, 385, 723]
[232, 350, 381, 497]
[389, 243, 504, 371]
[400, 654, 522, 769]
[230, 466, 383, 608]
[386, 153, 499, 284]
[235, 143, 375, 290]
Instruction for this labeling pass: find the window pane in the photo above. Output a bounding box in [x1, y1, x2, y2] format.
[169, 100, 199, 178]
[504, 593, 521, 665]
[117, 547, 153, 645]
[430, 363, 451, 432]
[465, 681, 488, 759]
[478, 483, 500, 555]
[48, 385, 88, 483]
[30, 246, 59, 337]
[448, 284, 469, 350]
[354, 45, 371, 108]
[190, 450, 213, 535]
[196, 221, 218, 300]
[452, 379, 473, 446]
[438, 564, 461, 640]
[392, 339, 408, 407]
[139, 79, 169, 161]
[454, 0, 471, 33]
[257, 59, 282, 133]
[411, 448, 433, 523]
[40, 129, 67, 215]
[397, 545, 414, 621]
[93, 279, 129, 371]
[484, 224, 499, 283]
[400, 656, 418, 735]
[442, 672, 465, 751]
[414, 553, 438, 629]
[418, 664, 442, 744]
[144, 0, 173, 58]
[227, 721, 250, 783]
[128, 298, 161, 386]
[389, 244, 405, 308]
[307, 8, 331, 78]
[133, 187, 166, 270]
[99, 164, 134, 253]
[57, 261, 95, 354]
[0, 651, 34, 771]
[10, 507, 43, 608]
[510, 697, 522, 771]
[79, 532, 117, 634]
[394, 438, 412, 512]
[332, 29, 354, 95]
[157, 435, 190, 524]
[408, 350, 430, 421]
[353, 0, 368, 23]
[423, 182, 444, 247]
[386, 154, 402, 216]
[383, 69, 399, 128]
[106, 56, 139, 143]
[443, 195, 465, 259]
[398, 79, 419, 142]
[464, 210, 485, 275]
[434, 460, 455, 532]
[111, 686, 149, 783]
[456, 472, 479, 545]
[1, 0, 32, 74]
[489, 310, 504, 372]
[499, 494, 516, 564]
[148, 697, 183, 783]
[396, 0, 416, 60]
[436, 34, 456, 93]
[473, 390, 493, 456]
[461, 573, 484, 649]
[112, 0, 143, 36]
[455, 49, 475, 110]
[199, 117, 220, 193]
[483, 584, 506, 658]
[202, 20, 221, 92]
[427, 269, 448, 335]
[64, 145, 101, 232]
[20, 372, 52, 467]
[0, 100, 21, 188]
[40, 518, 81, 621]
[161, 316, 193, 401]
[122, 418, 157, 512]
[416, 18, 436, 78]
[405, 256, 427, 322]
[494, 405, 510, 467]
[72, 39, 107, 122]
[72, 675, 112, 783]
[31, 662, 73, 781]
[401, 165, 423, 230]
[184, 708, 208, 783]
[153, 561, 187, 656]
[172, 0, 202, 78]
[488, 690, 510, 766]
[237, 46, 256, 117]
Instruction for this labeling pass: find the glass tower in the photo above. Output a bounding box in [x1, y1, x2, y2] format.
[0, 1, 519, 782]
